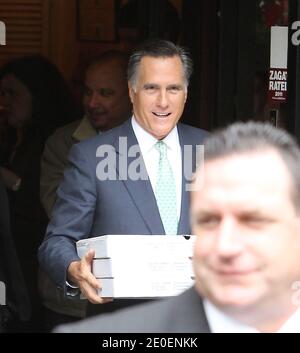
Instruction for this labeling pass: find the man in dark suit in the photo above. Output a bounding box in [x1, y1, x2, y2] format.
[0, 180, 31, 332]
[38, 39, 208, 314]
[55, 122, 300, 333]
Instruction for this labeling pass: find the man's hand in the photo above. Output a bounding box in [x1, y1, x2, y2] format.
[67, 249, 112, 304]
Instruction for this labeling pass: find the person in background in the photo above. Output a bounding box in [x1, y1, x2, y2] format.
[38, 39, 208, 318]
[55, 121, 300, 333]
[39, 50, 132, 331]
[0, 179, 31, 332]
[0, 55, 80, 331]
[40, 50, 132, 218]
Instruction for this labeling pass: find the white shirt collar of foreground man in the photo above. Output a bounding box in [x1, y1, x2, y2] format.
[204, 299, 300, 333]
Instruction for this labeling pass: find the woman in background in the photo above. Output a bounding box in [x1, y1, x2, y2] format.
[0, 55, 80, 331]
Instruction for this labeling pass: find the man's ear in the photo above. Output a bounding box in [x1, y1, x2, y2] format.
[128, 82, 135, 104]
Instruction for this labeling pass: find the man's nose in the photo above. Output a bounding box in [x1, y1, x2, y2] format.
[87, 93, 101, 109]
[214, 218, 244, 258]
[156, 90, 168, 109]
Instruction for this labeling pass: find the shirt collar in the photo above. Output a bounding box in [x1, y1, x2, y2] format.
[204, 299, 300, 333]
[131, 115, 179, 154]
[72, 115, 98, 141]
[162, 123, 179, 152]
[204, 300, 258, 333]
[278, 306, 300, 333]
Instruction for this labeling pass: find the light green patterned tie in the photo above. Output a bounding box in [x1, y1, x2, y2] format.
[155, 141, 178, 235]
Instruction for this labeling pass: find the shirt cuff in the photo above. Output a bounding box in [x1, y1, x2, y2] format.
[65, 280, 80, 297]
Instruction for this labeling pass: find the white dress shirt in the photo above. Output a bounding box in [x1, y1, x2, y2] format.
[204, 299, 300, 333]
[131, 116, 182, 219]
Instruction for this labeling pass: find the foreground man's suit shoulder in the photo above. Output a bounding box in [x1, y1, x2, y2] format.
[54, 287, 210, 333]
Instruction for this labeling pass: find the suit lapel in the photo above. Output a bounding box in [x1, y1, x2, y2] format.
[174, 287, 211, 332]
[113, 121, 198, 235]
[177, 124, 195, 235]
[114, 120, 165, 234]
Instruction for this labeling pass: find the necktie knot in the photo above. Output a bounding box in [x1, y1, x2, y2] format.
[155, 140, 167, 157]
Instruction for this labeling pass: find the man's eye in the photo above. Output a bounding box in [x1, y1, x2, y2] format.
[83, 88, 92, 96]
[144, 85, 157, 92]
[168, 86, 181, 93]
[194, 216, 220, 228]
[99, 88, 114, 97]
[242, 216, 269, 226]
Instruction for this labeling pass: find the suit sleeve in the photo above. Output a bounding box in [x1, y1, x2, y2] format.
[38, 142, 97, 292]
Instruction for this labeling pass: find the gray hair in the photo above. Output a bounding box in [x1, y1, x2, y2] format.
[202, 121, 300, 211]
[127, 39, 193, 90]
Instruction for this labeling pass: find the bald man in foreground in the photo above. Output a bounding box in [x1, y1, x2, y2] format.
[54, 121, 300, 333]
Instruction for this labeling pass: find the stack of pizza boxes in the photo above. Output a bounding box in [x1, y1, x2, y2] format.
[76, 234, 195, 298]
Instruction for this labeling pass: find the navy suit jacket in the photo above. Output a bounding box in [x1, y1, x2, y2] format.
[54, 286, 211, 333]
[38, 119, 208, 290]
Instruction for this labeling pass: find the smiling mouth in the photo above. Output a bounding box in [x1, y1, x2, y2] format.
[152, 112, 171, 118]
[89, 111, 106, 119]
[216, 270, 256, 277]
